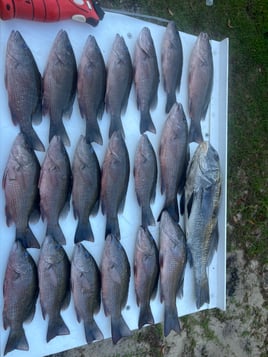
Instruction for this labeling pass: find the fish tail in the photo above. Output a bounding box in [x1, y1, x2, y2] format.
[140, 110, 156, 134]
[21, 126, 45, 152]
[141, 206, 155, 228]
[49, 120, 70, 146]
[164, 304, 181, 337]
[138, 303, 154, 329]
[188, 119, 203, 144]
[195, 276, 210, 309]
[16, 226, 40, 249]
[109, 115, 125, 139]
[4, 327, 29, 355]
[111, 315, 131, 344]
[47, 314, 70, 343]
[86, 118, 103, 145]
[47, 223, 66, 245]
[84, 319, 104, 344]
[74, 220, 94, 243]
[158, 199, 179, 223]
[105, 216, 120, 239]
[165, 92, 176, 114]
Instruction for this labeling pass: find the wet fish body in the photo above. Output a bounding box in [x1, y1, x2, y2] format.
[77, 35, 106, 145]
[43, 29, 77, 146]
[188, 32, 213, 143]
[3, 241, 38, 355]
[134, 27, 159, 134]
[184, 141, 221, 309]
[39, 135, 72, 245]
[5, 30, 44, 152]
[134, 227, 159, 329]
[159, 102, 189, 222]
[38, 235, 71, 342]
[134, 134, 157, 227]
[159, 211, 187, 337]
[2, 133, 40, 249]
[161, 21, 183, 113]
[101, 234, 131, 344]
[72, 136, 101, 243]
[71, 243, 103, 344]
[101, 131, 130, 238]
[105, 34, 133, 138]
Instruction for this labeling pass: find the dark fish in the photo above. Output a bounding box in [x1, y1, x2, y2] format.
[72, 135, 101, 243]
[134, 134, 157, 227]
[77, 35, 106, 145]
[105, 34, 133, 138]
[159, 102, 189, 222]
[159, 211, 187, 337]
[101, 131, 130, 238]
[39, 135, 72, 245]
[101, 234, 131, 344]
[38, 235, 71, 342]
[134, 227, 159, 329]
[2, 133, 40, 249]
[71, 243, 103, 344]
[188, 32, 213, 143]
[5, 30, 44, 152]
[184, 142, 221, 309]
[3, 241, 38, 355]
[134, 27, 159, 134]
[43, 29, 77, 146]
[161, 21, 183, 113]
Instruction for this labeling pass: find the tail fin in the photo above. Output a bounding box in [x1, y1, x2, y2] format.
[47, 314, 70, 343]
[21, 126, 45, 152]
[109, 115, 125, 139]
[158, 198, 179, 223]
[140, 110, 156, 134]
[74, 220, 94, 243]
[105, 216, 120, 239]
[164, 305, 181, 337]
[111, 314, 131, 344]
[138, 303, 154, 329]
[47, 223, 66, 245]
[4, 327, 29, 355]
[84, 319, 104, 344]
[195, 276, 210, 310]
[165, 92, 176, 114]
[85, 117, 103, 145]
[188, 119, 203, 144]
[16, 226, 40, 249]
[49, 119, 70, 146]
[141, 206, 155, 228]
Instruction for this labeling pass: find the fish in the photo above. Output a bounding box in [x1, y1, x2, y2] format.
[159, 211, 187, 337]
[161, 21, 183, 113]
[183, 141, 221, 309]
[72, 135, 101, 243]
[5, 30, 44, 152]
[133, 27, 159, 134]
[38, 235, 71, 342]
[3, 241, 38, 355]
[188, 32, 213, 143]
[134, 227, 159, 329]
[43, 29, 77, 146]
[105, 34, 133, 138]
[101, 234, 131, 344]
[71, 243, 103, 344]
[101, 131, 130, 238]
[134, 134, 157, 227]
[2, 133, 41, 249]
[159, 102, 189, 222]
[77, 35, 106, 145]
[39, 135, 72, 245]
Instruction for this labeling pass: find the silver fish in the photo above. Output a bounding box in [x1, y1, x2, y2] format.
[184, 141, 221, 309]
[188, 32, 213, 143]
[161, 21, 183, 113]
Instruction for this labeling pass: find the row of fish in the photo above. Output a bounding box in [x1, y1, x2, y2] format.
[4, 21, 213, 153]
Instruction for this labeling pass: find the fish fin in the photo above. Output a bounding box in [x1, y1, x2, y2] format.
[140, 110, 156, 134]
[47, 315, 70, 343]
[188, 119, 203, 144]
[86, 117, 103, 145]
[91, 199, 100, 217]
[4, 327, 29, 355]
[141, 205, 155, 227]
[187, 192, 194, 218]
[165, 92, 176, 114]
[111, 315, 131, 344]
[195, 275, 210, 310]
[138, 303, 154, 329]
[164, 305, 181, 337]
[158, 199, 179, 223]
[207, 221, 219, 266]
[16, 226, 40, 249]
[21, 127, 45, 152]
[49, 120, 70, 147]
[105, 216, 120, 239]
[84, 319, 104, 344]
[74, 219, 94, 243]
[46, 224, 66, 245]
[109, 115, 125, 139]
[32, 100, 43, 125]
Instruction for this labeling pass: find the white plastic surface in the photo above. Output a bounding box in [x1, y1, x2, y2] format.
[0, 12, 228, 357]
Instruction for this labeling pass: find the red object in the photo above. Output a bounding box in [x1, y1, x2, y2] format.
[0, 0, 104, 26]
